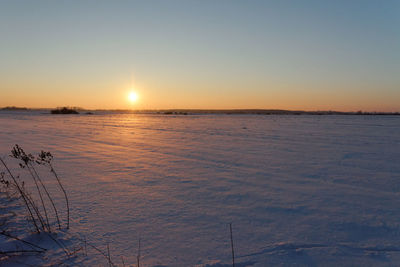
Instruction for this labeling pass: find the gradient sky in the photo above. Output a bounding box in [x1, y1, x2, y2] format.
[1, 0, 399, 111]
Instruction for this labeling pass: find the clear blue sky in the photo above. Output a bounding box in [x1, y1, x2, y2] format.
[1, 0, 399, 111]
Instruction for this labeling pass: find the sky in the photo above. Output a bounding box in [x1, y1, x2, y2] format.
[0, 0, 399, 111]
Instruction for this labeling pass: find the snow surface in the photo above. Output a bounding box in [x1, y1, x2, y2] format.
[1, 111, 400, 266]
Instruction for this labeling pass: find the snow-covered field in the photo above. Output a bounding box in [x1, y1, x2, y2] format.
[1, 111, 400, 266]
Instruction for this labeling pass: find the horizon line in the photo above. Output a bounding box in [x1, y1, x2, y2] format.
[1, 106, 399, 114]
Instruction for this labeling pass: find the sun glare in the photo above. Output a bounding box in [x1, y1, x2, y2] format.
[128, 91, 138, 103]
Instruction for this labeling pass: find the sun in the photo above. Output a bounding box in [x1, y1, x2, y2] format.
[128, 91, 138, 103]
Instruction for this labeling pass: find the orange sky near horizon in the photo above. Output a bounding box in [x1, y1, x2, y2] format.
[1, 76, 398, 112]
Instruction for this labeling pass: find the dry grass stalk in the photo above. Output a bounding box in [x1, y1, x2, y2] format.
[137, 238, 141, 267]
[0, 157, 40, 232]
[229, 223, 235, 267]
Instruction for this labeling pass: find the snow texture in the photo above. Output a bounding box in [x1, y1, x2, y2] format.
[1, 111, 400, 266]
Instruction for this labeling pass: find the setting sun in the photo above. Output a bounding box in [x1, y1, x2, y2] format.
[128, 91, 138, 103]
